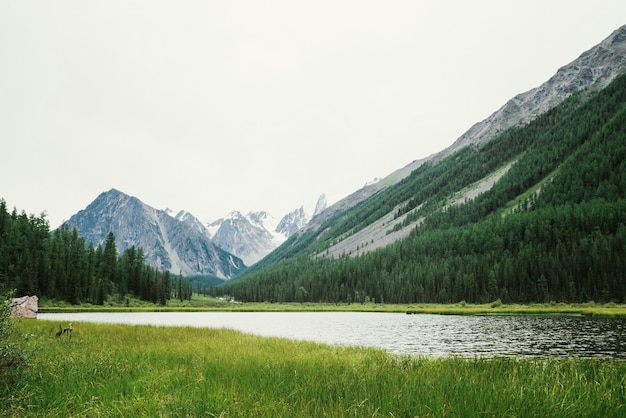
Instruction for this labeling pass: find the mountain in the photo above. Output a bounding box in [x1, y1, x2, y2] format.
[63, 189, 245, 279]
[208, 195, 327, 266]
[171, 209, 212, 240]
[302, 25, 626, 234]
[275, 207, 309, 238]
[312, 194, 328, 217]
[212, 26, 626, 304]
[209, 211, 284, 266]
[446, 24, 626, 153]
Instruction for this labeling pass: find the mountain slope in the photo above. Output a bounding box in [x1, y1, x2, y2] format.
[212, 31, 626, 304]
[300, 25, 626, 240]
[64, 189, 245, 279]
[261, 25, 626, 266]
[447, 24, 626, 153]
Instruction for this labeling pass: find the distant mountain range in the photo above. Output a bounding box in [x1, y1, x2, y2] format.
[63, 189, 327, 277]
[64, 25, 626, 292]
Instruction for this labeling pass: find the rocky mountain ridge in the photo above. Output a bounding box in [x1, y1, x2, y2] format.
[208, 211, 284, 266]
[207, 194, 327, 265]
[64, 189, 246, 279]
[63, 189, 327, 276]
[301, 24, 626, 242]
[448, 24, 626, 153]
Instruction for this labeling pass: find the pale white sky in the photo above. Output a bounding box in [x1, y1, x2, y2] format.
[1, 1, 625, 228]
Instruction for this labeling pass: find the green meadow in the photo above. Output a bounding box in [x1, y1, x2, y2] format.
[2, 319, 625, 417]
[38, 294, 626, 317]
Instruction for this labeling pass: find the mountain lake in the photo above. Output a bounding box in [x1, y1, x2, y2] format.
[39, 311, 626, 358]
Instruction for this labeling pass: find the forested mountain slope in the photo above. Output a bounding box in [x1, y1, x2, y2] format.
[244, 25, 626, 277]
[212, 70, 626, 304]
[278, 25, 626, 253]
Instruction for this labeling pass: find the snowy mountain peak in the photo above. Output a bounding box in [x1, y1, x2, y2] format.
[276, 206, 309, 237]
[207, 195, 327, 266]
[209, 210, 280, 266]
[226, 210, 245, 220]
[247, 211, 278, 231]
[247, 210, 269, 223]
[313, 194, 328, 217]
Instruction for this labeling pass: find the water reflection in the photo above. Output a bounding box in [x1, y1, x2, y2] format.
[39, 312, 626, 358]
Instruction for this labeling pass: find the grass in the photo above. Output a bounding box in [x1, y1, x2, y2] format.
[2, 319, 625, 417]
[39, 294, 626, 317]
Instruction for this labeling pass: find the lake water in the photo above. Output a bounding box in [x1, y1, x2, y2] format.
[38, 311, 626, 358]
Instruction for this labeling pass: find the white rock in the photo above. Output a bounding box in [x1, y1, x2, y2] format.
[10, 295, 38, 319]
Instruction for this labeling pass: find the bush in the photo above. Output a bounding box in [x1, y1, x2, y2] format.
[0, 290, 28, 390]
[490, 298, 503, 308]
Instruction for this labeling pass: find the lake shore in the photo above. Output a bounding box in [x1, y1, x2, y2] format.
[38, 296, 626, 317]
[3, 319, 625, 417]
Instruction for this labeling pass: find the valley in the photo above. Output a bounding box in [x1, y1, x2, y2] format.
[4, 10, 626, 418]
[2, 25, 626, 308]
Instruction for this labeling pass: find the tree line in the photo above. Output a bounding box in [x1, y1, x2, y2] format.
[0, 202, 192, 305]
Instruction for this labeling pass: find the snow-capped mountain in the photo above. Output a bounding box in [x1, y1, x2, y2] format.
[275, 206, 309, 238]
[63, 188, 329, 275]
[208, 195, 328, 265]
[209, 211, 283, 266]
[63, 189, 245, 279]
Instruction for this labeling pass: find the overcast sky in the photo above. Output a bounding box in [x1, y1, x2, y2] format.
[1, 1, 625, 229]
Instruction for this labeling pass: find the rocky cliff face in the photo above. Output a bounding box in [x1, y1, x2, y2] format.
[441, 25, 626, 156]
[63, 189, 245, 279]
[313, 194, 328, 217]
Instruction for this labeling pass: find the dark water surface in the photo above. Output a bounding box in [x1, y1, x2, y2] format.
[39, 311, 626, 358]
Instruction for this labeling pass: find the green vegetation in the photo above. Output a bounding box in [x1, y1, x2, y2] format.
[37, 298, 626, 317]
[212, 71, 626, 305]
[1, 320, 624, 417]
[4, 69, 626, 309]
[0, 206, 194, 305]
[0, 290, 28, 387]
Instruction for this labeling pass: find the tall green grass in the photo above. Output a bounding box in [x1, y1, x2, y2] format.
[3, 320, 625, 417]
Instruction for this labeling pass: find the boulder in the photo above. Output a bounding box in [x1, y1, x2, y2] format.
[10, 295, 38, 319]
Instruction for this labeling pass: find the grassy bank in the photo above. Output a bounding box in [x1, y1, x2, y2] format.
[39, 294, 626, 317]
[2, 320, 625, 417]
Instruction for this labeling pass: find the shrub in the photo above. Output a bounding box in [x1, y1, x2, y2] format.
[0, 290, 29, 390]
[490, 298, 503, 308]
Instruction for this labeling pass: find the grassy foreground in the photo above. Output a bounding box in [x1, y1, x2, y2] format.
[2, 320, 625, 417]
